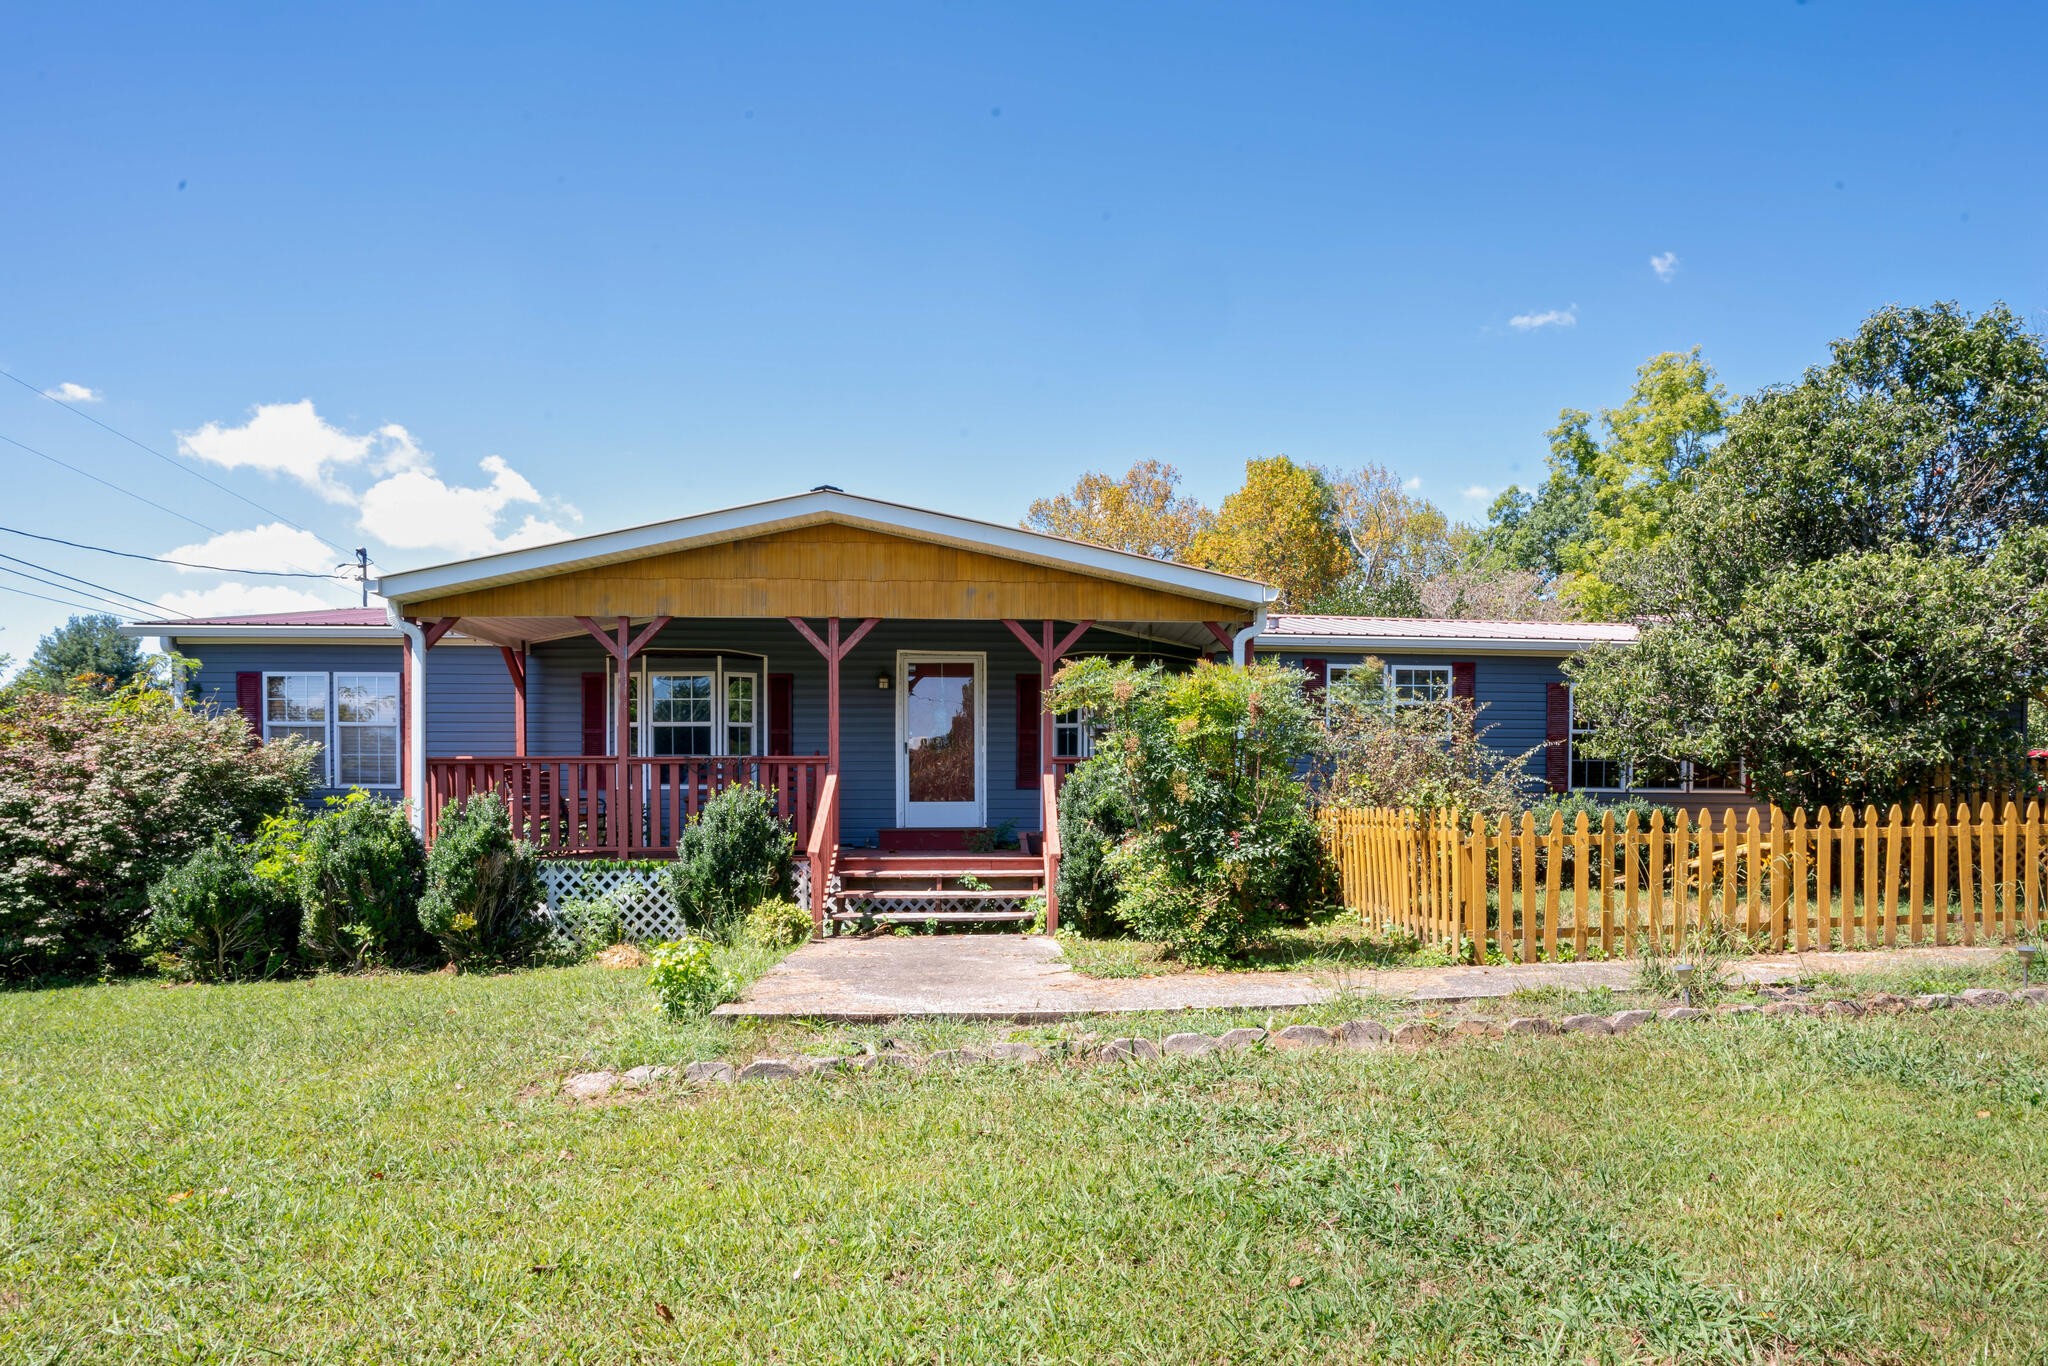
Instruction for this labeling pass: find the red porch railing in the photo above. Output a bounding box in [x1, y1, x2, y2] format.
[424, 755, 829, 858]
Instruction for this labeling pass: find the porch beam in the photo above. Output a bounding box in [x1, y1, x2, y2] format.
[1001, 618, 1094, 777]
[789, 617, 882, 783]
[498, 646, 528, 757]
[1202, 620, 1238, 651]
[421, 616, 461, 650]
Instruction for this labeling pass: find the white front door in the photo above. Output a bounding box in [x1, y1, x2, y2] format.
[895, 652, 985, 827]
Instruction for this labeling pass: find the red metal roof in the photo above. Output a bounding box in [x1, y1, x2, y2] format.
[133, 607, 390, 628]
[1262, 614, 1639, 644]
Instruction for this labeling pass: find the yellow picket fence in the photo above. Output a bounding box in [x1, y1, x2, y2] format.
[1321, 801, 2048, 964]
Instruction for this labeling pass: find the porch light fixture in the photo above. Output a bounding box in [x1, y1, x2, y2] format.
[876, 671, 891, 690]
[1673, 961, 1695, 1009]
[2020, 943, 2038, 988]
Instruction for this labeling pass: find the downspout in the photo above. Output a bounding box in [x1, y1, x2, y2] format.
[387, 604, 429, 834]
[1231, 606, 1268, 667]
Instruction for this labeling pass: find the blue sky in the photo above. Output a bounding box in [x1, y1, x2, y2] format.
[3, 2, 2045, 658]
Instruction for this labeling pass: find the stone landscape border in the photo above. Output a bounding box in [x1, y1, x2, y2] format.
[555, 985, 2048, 1100]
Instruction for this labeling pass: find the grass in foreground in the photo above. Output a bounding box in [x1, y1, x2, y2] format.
[3, 964, 2046, 1363]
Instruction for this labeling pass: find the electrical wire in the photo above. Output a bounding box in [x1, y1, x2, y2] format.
[0, 562, 155, 617]
[0, 579, 115, 616]
[0, 431, 223, 535]
[0, 367, 321, 536]
[0, 523, 351, 579]
[0, 552, 162, 614]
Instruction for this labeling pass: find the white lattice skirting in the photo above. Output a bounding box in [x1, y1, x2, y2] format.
[539, 860, 815, 944]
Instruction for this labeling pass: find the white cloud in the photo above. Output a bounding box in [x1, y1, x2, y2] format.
[177, 400, 420, 504]
[44, 381, 100, 402]
[358, 454, 576, 556]
[1402, 475, 1423, 491]
[152, 582, 347, 618]
[1508, 307, 1576, 331]
[1650, 251, 1679, 281]
[163, 523, 341, 576]
[1462, 485, 1492, 501]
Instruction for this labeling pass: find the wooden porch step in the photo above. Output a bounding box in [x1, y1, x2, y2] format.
[828, 909, 1034, 925]
[837, 889, 1036, 903]
[837, 867, 1044, 882]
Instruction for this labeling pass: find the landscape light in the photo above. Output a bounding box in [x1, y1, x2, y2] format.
[2019, 943, 2038, 989]
[1673, 961, 1696, 1009]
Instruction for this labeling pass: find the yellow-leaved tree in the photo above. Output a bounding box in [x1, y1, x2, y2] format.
[1186, 455, 1354, 608]
[1021, 459, 1213, 561]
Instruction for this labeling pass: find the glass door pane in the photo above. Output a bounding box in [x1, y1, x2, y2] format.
[904, 658, 978, 813]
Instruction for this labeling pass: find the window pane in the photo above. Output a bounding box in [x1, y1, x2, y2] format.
[335, 674, 397, 724]
[337, 725, 398, 787]
[267, 673, 326, 723]
[727, 725, 754, 756]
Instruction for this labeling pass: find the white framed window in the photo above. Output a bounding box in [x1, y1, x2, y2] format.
[610, 655, 763, 757]
[262, 671, 399, 789]
[1053, 707, 1094, 760]
[334, 673, 400, 788]
[725, 675, 757, 756]
[1567, 687, 1742, 794]
[1388, 664, 1453, 710]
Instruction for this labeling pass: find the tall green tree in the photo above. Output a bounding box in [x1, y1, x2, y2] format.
[24, 614, 145, 692]
[1569, 303, 2048, 809]
[1476, 349, 1727, 619]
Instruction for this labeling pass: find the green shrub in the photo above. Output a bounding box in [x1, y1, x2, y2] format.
[1054, 756, 1134, 936]
[140, 837, 297, 981]
[661, 784, 794, 940]
[419, 795, 544, 968]
[1524, 791, 1680, 833]
[743, 896, 812, 948]
[554, 893, 626, 960]
[1050, 659, 1337, 962]
[647, 936, 732, 1019]
[300, 792, 428, 969]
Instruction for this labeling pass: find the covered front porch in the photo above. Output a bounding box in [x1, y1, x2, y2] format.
[378, 490, 1274, 932]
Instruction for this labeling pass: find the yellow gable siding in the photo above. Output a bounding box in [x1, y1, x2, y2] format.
[402, 524, 1247, 621]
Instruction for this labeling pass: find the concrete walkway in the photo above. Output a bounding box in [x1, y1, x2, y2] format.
[715, 936, 2006, 1023]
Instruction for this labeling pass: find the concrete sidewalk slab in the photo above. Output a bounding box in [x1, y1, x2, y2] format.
[714, 936, 2007, 1023]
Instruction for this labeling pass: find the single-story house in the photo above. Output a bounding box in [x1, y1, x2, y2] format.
[122, 487, 1745, 931]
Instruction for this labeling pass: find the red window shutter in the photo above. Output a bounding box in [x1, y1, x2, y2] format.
[1451, 661, 1477, 701]
[1544, 681, 1571, 793]
[1016, 673, 1041, 789]
[235, 672, 263, 741]
[581, 673, 608, 755]
[1302, 658, 1328, 701]
[768, 673, 795, 755]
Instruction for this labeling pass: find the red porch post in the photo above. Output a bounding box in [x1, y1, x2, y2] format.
[577, 615, 672, 854]
[498, 646, 528, 757]
[1001, 619, 1093, 934]
[788, 616, 882, 779]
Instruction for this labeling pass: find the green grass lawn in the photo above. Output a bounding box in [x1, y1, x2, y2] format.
[5, 964, 2047, 1363]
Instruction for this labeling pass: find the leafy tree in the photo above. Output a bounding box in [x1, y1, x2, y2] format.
[1022, 459, 1214, 561]
[1187, 455, 1354, 609]
[1049, 658, 1334, 960]
[1475, 349, 1727, 618]
[1570, 303, 2048, 809]
[1317, 462, 1458, 592]
[23, 614, 145, 691]
[0, 678, 315, 978]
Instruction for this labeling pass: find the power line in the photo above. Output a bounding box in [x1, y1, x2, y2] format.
[0, 562, 153, 618]
[0, 431, 223, 535]
[0, 579, 114, 617]
[0, 523, 351, 580]
[0, 552, 161, 614]
[0, 367, 320, 536]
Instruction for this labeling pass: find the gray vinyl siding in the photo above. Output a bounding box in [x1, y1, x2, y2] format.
[171, 636, 514, 801]
[529, 619, 1189, 846]
[1260, 649, 1563, 794]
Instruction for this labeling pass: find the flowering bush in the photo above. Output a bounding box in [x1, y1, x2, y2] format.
[0, 679, 314, 979]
